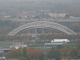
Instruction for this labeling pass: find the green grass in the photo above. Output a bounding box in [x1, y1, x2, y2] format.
[63, 43, 77, 46]
[0, 42, 12, 47]
[29, 43, 77, 47]
[29, 43, 44, 46]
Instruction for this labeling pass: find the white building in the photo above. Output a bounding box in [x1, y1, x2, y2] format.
[57, 13, 66, 18]
[48, 12, 54, 17]
[51, 39, 70, 43]
[53, 13, 66, 18]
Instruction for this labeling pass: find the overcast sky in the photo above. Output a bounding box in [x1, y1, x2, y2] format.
[0, 0, 78, 3]
[0, 0, 80, 9]
[0, 0, 79, 3]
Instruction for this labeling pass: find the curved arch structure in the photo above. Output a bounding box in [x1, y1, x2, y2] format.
[8, 21, 76, 35]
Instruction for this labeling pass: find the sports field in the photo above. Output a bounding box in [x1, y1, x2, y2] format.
[0, 42, 12, 47]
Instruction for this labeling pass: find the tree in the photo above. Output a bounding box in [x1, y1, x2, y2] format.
[17, 57, 27, 60]
[27, 48, 37, 59]
[60, 47, 71, 58]
[6, 48, 27, 59]
[70, 48, 77, 59]
[37, 50, 45, 60]
[70, 23, 80, 32]
[69, 10, 80, 17]
[77, 50, 80, 59]
[27, 48, 44, 60]
[6, 50, 18, 59]
[23, 48, 27, 58]
[47, 48, 61, 60]
[65, 14, 70, 18]
[76, 43, 80, 50]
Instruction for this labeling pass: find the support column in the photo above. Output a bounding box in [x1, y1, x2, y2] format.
[27, 29, 30, 35]
[35, 28, 37, 35]
[50, 28, 52, 34]
[42, 28, 44, 34]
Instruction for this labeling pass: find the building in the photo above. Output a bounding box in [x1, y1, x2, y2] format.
[51, 39, 70, 43]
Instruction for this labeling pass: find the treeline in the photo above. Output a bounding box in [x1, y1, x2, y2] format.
[38, 34, 80, 40]
[65, 9, 80, 18]
[0, 20, 20, 34]
[0, 34, 80, 41]
[6, 43, 80, 60]
[68, 10, 80, 17]
[0, 35, 32, 42]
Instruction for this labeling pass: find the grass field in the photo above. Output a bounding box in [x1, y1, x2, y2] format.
[0, 42, 12, 47]
[29, 43, 77, 47]
[0, 42, 77, 48]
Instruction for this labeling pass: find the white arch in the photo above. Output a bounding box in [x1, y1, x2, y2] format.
[8, 21, 76, 35]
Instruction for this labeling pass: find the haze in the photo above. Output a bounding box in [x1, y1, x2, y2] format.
[0, 0, 80, 12]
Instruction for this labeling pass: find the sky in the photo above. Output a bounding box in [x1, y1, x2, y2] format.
[0, 0, 80, 9]
[0, 0, 78, 3]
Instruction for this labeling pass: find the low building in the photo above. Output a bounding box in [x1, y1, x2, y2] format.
[44, 39, 70, 47]
[51, 39, 70, 43]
